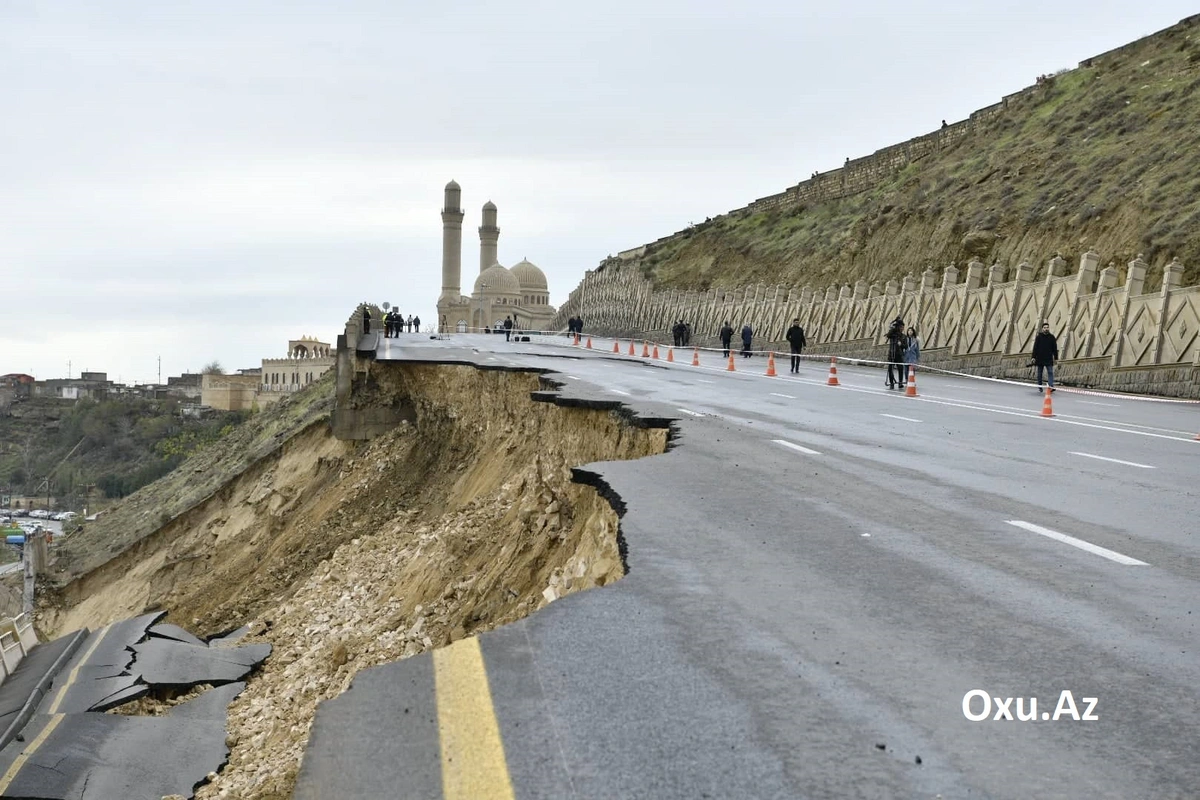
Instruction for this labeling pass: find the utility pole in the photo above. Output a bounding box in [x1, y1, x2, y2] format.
[68, 360, 72, 379]
[158, 355, 161, 385]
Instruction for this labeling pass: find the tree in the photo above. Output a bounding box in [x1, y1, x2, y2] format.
[202, 361, 225, 375]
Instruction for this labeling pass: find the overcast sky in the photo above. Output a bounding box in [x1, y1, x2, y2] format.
[3, 1, 1196, 384]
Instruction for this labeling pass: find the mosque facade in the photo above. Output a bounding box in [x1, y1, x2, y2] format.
[435, 180, 557, 333]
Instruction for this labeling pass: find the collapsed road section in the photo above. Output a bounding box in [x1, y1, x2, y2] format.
[0, 611, 269, 799]
[36, 340, 670, 799]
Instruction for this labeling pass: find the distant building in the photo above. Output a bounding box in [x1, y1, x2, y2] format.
[201, 336, 334, 411]
[32, 372, 113, 401]
[435, 181, 557, 333]
[166, 373, 203, 400]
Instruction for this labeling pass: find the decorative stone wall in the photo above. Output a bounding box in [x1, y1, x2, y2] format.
[556, 252, 1200, 398]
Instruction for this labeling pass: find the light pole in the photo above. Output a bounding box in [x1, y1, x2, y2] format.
[479, 282, 488, 332]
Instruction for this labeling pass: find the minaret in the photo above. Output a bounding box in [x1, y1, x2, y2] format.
[440, 180, 465, 302]
[479, 201, 499, 274]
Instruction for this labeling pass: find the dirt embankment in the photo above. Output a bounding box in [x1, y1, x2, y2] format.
[41, 362, 668, 800]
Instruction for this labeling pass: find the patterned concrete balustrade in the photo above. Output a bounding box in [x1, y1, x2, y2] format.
[553, 252, 1200, 398]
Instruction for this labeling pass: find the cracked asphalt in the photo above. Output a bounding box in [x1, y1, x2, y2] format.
[297, 333, 1200, 800]
[0, 613, 268, 799]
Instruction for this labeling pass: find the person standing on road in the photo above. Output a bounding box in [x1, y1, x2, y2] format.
[1032, 321, 1058, 392]
[413, 315, 421, 333]
[785, 318, 807, 373]
[719, 322, 734, 358]
[885, 317, 906, 389]
[903, 326, 920, 385]
[741, 324, 754, 358]
[504, 316, 514, 342]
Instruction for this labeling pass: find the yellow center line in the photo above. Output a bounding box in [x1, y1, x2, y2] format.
[0, 713, 65, 792]
[432, 637, 516, 800]
[47, 626, 110, 714]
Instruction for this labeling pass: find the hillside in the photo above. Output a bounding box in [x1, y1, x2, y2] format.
[0, 395, 249, 509]
[634, 15, 1200, 295]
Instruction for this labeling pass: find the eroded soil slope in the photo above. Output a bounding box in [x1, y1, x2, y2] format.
[41, 362, 668, 800]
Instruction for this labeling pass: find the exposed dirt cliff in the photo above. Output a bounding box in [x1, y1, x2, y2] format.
[39, 362, 668, 800]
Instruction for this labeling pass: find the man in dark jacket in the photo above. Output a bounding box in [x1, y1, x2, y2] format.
[885, 318, 907, 388]
[1032, 322, 1059, 391]
[719, 322, 734, 358]
[741, 324, 754, 358]
[785, 318, 807, 373]
[503, 316, 514, 342]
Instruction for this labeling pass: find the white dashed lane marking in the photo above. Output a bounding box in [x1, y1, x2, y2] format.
[769, 393, 796, 399]
[880, 413, 922, 423]
[1005, 520, 1148, 566]
[772, 439, 821, 456]
[677, 408, 704, 417]
[1069, 452, 1155, 469]
[609, 389, 631, 396]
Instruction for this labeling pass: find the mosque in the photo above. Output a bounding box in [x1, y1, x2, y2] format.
[435, 180, 557, 333]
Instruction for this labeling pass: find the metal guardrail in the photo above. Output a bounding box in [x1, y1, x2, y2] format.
[0, 613, 38, 679]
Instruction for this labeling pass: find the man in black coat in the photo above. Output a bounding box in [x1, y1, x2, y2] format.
[785, 318, 807, 373]
[719, 322, 734, 358]
[885, 318, 907, 389]
[1032, 322, 1059, 391]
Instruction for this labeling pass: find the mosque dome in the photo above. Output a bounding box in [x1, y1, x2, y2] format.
[474, 264, 520, 295]
[510, 258, 548, 291]
[483, 200, 496, 210]
[445, 179, 460, 191]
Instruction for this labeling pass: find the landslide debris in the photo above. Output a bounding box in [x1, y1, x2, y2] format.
[41, 362, 668, 800]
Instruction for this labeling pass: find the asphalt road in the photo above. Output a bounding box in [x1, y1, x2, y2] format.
[303, 333, 1200, 799]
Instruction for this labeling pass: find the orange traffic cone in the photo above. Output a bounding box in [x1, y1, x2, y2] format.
[692, 348, 700, 367]
[905, 366, 918, 397]
[653, 344, 660, 359]
[613, 340, 620, 353]
[765, 352, 777, 377]
[1041, 387, 1055, 417]
[727, 352, 736, 372]
[667, 347, 674, 362]
[574, 333, 580, 346]
[826, 356, 840, 386]
[586, 336, 592, 349]
[628, 340, 635, 356]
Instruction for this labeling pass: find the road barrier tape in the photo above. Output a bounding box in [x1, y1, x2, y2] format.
[433, 330, 1199, 413]
[528, 336, 1200, 407]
